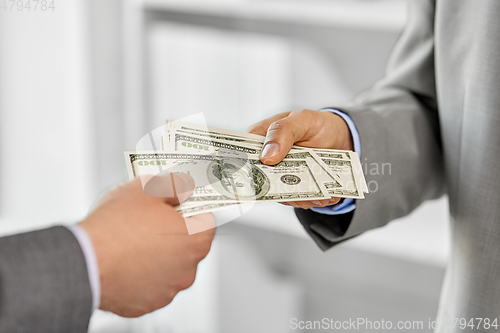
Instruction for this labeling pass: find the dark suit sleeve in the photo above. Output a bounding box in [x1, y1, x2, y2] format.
[0, 226, 93, 332]
[296, 0, 445, 250]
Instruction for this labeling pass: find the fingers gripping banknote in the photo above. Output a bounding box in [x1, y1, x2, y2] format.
[125, 120, 368, 217]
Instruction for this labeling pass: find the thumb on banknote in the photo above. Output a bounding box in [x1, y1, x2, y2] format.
[142, 172, 195, 205]
[249, 110, 353, 166]
[258, 111, 312, 165]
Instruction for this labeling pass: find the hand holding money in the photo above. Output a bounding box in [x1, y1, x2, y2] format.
[248, 109, 356, 209]
[247, 109, 354, 165]
[125, 113, 367, 218]
[80, 173, 215, 316]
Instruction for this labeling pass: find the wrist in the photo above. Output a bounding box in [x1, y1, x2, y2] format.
[78, 219, 109, 311]
[324, 112, 354, 151]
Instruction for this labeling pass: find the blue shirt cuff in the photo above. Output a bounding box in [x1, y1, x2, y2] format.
[311, 198, 356, 215]
[310, 108, 360, 215]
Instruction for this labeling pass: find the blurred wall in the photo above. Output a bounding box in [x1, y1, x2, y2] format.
[0, 0, 95, 233]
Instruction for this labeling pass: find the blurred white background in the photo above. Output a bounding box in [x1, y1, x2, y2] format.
[0, 0, 450, 332]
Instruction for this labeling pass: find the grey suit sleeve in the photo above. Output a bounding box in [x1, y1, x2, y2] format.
[296, 0, 445, 251]
[0, 226, 93, 332]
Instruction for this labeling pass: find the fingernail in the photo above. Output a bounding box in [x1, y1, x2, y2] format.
[261, 141, 280, 159]
[311, 201, 321, 206]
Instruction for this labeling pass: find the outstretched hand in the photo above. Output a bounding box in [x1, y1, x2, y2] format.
[80, 173, 215, 317]
[247, 109, 353, 209]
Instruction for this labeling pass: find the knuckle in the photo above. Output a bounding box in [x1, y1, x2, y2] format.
[192, 239, 212, 260]
[163, 289, 177, 304]
[268, 120, 286, 132]
[200, 241, 213, 257]
[177, 272, 197, 290]
[251, 122, 264, 131]
[292, 109, 312, 117]
[184, 243, 208, 264]
[246, 124, 258, 134]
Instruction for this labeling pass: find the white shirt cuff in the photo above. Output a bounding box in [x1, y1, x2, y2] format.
[66, 224, 101, 311]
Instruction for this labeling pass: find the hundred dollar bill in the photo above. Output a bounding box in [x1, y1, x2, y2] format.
[171, 132, 261, 156]
[308, 148, 367, 193]
[318, 158, 364, 197]
[166, 121, 360, 160]
[125, 151, 331, 203]
[163, 128, 264, 151]
[346, 151, 368, 193]
[164, 121, 368, 196]
[166, 123, 359, 162]
[170, 120, 265, 141]
[167, 123, 359, 161]
[315, 149, 367, 193]
[278, 147, 367, 195]
[313, 149, 351, 160]
[165, 123, 342, 154]
[163, 121, 265, 150]
[176, 201, 244, 217]
[170, 133, 366, 198]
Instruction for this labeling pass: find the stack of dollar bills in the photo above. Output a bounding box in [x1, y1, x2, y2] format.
[125, 121, 368, 217]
